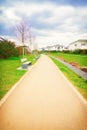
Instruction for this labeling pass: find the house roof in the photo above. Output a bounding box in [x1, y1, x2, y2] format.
[0, 37, 7, 42]
[78, 39, 87, 42]
[69, 39, 87, 45]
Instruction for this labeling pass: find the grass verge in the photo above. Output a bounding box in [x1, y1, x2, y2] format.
[51, 57, 87, 100]
[50, 52, 87, 67]
[0, 54, 39, 99]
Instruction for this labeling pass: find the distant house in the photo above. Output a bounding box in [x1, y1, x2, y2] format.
[54, 44, 64, 51]
[42, 44, 64, 51]
[68, 40, 87, 50]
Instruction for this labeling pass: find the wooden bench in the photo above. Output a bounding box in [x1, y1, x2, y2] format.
[21, 58, 32, 69]
[22, 61, 32, 69]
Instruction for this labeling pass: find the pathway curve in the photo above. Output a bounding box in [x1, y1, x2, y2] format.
[0, 55, 87, 130]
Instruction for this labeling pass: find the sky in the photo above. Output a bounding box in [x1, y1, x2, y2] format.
[0, 0, 87, 48]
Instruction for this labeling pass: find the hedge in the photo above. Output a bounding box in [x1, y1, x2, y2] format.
[0, 38, 19, 58]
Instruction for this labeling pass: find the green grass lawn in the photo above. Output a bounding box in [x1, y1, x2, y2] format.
[0, 54, 38, 99]
[51, 57, 87, 100]
[50, 52, 87, 67]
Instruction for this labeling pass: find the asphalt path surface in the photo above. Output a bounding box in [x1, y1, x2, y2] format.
[0, 55, 87, 130]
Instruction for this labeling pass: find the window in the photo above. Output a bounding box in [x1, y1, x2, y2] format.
[75, 44, 77, 46]
[81, 43, 86, 46]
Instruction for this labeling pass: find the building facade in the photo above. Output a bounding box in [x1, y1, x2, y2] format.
[68, 40, 87, 50]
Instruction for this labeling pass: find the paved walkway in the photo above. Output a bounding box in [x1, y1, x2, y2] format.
[0, 55, 87, 130]
[51, 56, 87, 80]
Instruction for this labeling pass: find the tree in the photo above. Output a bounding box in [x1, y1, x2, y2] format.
[15, 20, 34, 57]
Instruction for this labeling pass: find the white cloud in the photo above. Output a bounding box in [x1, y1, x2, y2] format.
[0, 2, 87, 48]
[4, 8, 20, 21]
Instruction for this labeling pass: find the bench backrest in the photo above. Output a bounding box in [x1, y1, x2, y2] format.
[21, 58, 27, 62]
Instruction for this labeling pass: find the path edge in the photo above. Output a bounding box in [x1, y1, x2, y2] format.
[0, 65, 35, 107]
[53, 58, 87, 107]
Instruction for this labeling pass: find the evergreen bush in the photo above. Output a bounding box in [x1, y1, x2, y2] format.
[0, 38, 19, 58]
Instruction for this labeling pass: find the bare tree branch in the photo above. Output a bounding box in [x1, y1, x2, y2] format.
[14, 19, 35, 55]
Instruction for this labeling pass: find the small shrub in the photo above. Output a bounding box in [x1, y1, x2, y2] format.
[0, 37, 19, 58]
